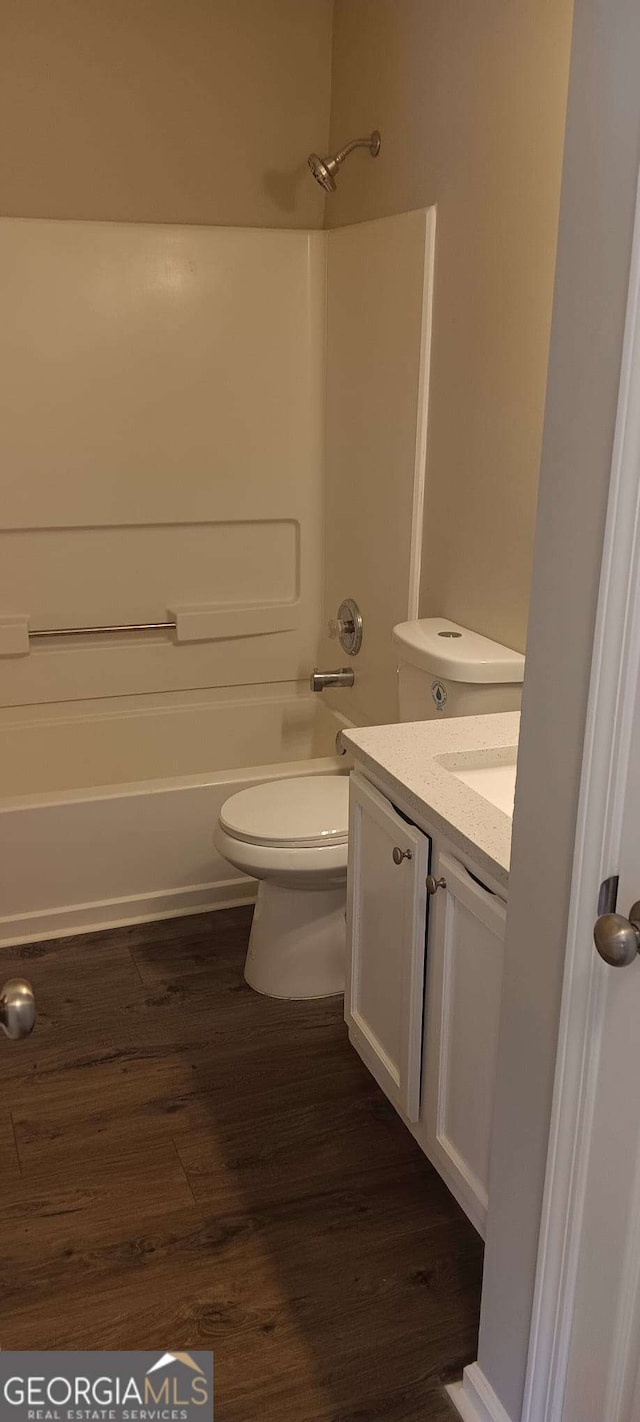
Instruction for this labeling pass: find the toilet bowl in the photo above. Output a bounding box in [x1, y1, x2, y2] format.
[214, 775, 349, 999]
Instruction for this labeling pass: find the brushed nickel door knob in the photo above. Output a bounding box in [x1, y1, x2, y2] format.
[392, 846, 412, 864]
[0, 979, 36, 1039]
[593, 902, 640, 967]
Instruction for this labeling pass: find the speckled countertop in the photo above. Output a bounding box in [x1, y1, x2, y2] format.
[341, 711, 520, 892]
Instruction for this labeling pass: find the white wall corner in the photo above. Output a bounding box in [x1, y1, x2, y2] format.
[446, 1364, 515, 1422]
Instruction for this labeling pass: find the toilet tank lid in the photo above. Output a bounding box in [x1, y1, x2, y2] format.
[392, 618, 525, 684]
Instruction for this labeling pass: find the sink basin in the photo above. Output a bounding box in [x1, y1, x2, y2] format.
[437, 748, 518, 817]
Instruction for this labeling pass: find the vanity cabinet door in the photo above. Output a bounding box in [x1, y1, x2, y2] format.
[424, 849, 506, 1235]
[345, 773, 430, 1123]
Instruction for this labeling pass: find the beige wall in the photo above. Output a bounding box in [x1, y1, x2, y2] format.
[0, 0, 332, 229]
[327, 0, 574, 653]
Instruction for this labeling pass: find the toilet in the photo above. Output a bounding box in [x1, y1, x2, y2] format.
[214, 775, 349, 999]
[215, 618, 524, 1000]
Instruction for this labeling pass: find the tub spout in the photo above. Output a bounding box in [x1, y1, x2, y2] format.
[311, 668, 355, 692]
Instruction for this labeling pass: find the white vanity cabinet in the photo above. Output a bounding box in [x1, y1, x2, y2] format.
[345, 768, 507, 1237]
[345, 773, 430, 1123]
[422, 846, 506, 1234]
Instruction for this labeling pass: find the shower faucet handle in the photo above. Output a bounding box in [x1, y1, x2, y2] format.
[328, 616, 353, 639]
[327, 599, 363, 656]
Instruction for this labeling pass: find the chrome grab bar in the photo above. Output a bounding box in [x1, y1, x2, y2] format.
[1, 603, 300, 656]
[28, 621, 176, 639]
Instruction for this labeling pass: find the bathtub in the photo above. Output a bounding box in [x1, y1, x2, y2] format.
[0, 684, 354, 947]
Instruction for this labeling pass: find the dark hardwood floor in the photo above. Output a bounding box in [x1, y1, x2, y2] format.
[0, 908, 482, 1420]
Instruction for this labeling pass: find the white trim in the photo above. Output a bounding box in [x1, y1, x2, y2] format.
[422, 1140, 486, 1239]
[604, 1136, 640, 1420]
[522, 165, 640, 1421]
[0, 876, 256, 947]
[407, 206, 436, 618]
[447, 1364, 515, 1422]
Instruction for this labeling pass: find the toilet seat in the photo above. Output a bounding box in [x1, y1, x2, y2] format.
[214, 823, 348, 886]
[219, 774, 349, 849]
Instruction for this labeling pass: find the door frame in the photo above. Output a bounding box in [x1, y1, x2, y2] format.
[521, 165, 640, 1420]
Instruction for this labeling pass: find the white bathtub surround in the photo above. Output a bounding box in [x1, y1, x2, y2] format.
[215, 775, 349, 999]
[0, 219, 326, 707]
[342, 711, 520, 892]
[0, 687, 351, 947]
[0, 213, 436, 962]
[0, 212, 435, 717]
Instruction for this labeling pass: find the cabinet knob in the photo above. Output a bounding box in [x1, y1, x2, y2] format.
[426, 875, 447, 895]
[392, 846, 412, 865]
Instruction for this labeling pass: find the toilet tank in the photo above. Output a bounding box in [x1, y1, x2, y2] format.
[392, 618, 525, 722]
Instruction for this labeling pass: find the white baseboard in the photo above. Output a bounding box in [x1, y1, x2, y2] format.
[447, 1365, 514, 1422]
[0, 876, 257, 947]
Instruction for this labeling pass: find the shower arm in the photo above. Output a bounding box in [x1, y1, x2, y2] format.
[333, 136, 377, 165]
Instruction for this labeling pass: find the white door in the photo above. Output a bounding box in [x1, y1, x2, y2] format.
[423, 848, 506, 1236]
[522, 176, 640, 1422]
[345, 772, 429, 1122]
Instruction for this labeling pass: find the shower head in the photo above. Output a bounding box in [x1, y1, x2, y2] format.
[307, 130, 381, 193]
[308, 152, 339, 193]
